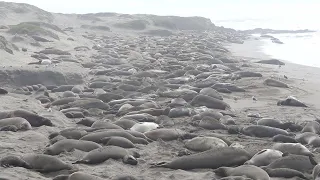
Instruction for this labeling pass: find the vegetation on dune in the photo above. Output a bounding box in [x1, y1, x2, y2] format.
[8, 22, 61, 40]
[114, 20, 149, 30]
[144, 29, 173, 37]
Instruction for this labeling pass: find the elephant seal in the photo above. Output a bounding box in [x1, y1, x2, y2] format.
[0, 88, 8, 95]
[277, 96, 308, 107]
[49, 128, 88, 140]
[272, 143, 313, 156]
[130, 122, 159, 133]
[264, 79, 289, 88]
[52, 85, 74, 92]
[198, 117, 227, 130]
[0, 117, 32, 131]
[213, 165, 269, 180]
[313, 164, 320, 180]
[199, 87, 223, 100]
[101, 136, 135, 148]
[245, 149, 283, 166]
[151, 147, 251, 170]
[261, 167, 308, 179]
[241, 125, 290, 138]
[73, 146, 138, 165]
[190, 94, 230, 110]
[80, 130, 148, 144]
[0, 125, 18, 132]
[302, 121, 320, 134]
[50, 97, 78, 106]
[91, 121, 123, 130]
[256, 118, 293, 130]
[168, 107, 192, 118]
[295, 132, 318, 144]
[61, 98, 110, 110]
[0, 109, 53, 127]
[119, 113, 157, 122]
[53, 172, 105, 180]
[185, 136, 228, 152]
[266, 153, 317, 173]
[169, 98, 188, 108]
[144, 128, 197, 141]
[192, 110, 223, 121]
[44, 139, 102, 155]
[272, 134, 298, 143]
[76, 117, 96, 127]
[62, 91, 77, 98]
[114, 118, 137, 129]
[0, 154, 73, 173]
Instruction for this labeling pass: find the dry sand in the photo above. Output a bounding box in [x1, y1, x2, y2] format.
[1, 2, 320, 180]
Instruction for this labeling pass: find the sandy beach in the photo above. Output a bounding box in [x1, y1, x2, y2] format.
[1, 1, 320, 180]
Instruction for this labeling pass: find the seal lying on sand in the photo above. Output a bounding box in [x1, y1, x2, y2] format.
[185, 136, 228, 152]
[144, 128, 197, 141]
[301, 121, 320, 134]
[231, 125, 290, 138]
[190, 95, 230, 110]
[0, 109, 53, 127]
[245, 149, 283, 166]
[262, 167, 308, 179]
[213, 165, 270, 180]
[272, 143, 313, 156]
[53, 172, 105, 180]
[44, 139, 102, 155]
[150, 147, 251, 170]
[0, 154, 73, 173]
[266, 153, 317, 173]
[264, 78, 289, 88]
[256, 118, 294, 130]
[277, 96, 308, 107]
[73, 146, 138, 165]
[0, 117, 32, 131]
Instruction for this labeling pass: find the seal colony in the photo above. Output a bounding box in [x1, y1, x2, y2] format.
[0, 2, 320, 180]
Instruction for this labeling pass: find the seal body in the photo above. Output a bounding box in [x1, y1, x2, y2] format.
[0, 154, 72, 173]
[144, 128, 196, 141]
[185, 136, 228, 152]
[272, 134, 297, 143]
[0, 117, 32, 131]
[152, 147, 251, 170]
[245, 149, 283, 166]
[101, 136, 135, 148]
[272, 143, 313, 156]
[241, 125, 289, 138]
[44, 139, 102, 155]
[130, 122, 159, 133]
[73, 146, 137, 165]
[0, 110, 53, 127]
[214, 165, 270, 180]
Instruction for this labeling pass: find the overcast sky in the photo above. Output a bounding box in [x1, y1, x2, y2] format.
[2, 0, 320, 21]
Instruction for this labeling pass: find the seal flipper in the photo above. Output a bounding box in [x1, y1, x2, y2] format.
[149, 161, 168, 168]
[309, 155, 318, 165]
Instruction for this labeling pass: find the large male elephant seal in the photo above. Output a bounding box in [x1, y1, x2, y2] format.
[0, 109, 53, 127]
[0, 154, 73, 173]
[213, 165, 270, 180]
[150, 147, 251, 170]
[73, 146, 138, 165]
[277, 96, 308, 107]
[44, 139, 102, 155]
[245, 149, 283, 166]
[0, 117, 32, 131]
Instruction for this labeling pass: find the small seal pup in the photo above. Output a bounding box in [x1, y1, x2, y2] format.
[150, 147, 251, 170]
[0, 117, 32, 131]
[245, 149, 283, 166]
[213, 165, 270, 180]
[0, 154, 73, 173]
[44, 139, 102, 155]
[272, 143, 313, 156]
[185, 136, 228, 152]
[73, 146, 138, 165]
[130, 122, 159, 133]
[277, 96, 308, 107]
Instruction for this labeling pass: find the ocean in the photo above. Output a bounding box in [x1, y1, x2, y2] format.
[215, 18, 320, 68]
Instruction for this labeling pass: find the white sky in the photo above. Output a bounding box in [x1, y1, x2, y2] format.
[2, 0, 320, 21]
